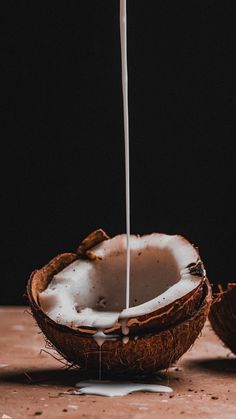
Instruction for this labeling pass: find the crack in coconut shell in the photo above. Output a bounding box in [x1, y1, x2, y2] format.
[27, 229, 212, 375]
[209, 283, 236, 355]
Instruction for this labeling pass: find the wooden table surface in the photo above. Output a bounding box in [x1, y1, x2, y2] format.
[0, 307, 235, 418]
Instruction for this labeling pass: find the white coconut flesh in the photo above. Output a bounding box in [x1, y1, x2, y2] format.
[39, 233, 204, 331]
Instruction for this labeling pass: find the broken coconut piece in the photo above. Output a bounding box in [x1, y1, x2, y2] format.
[209, 283, 236, 354]
[27, 230, 211, 376]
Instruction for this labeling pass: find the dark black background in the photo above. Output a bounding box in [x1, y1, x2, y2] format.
[1, 1, 235, 304]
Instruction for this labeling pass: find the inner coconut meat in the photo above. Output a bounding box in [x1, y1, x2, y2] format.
[39, 234, 202, 329]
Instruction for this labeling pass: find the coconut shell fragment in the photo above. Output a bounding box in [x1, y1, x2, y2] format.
[27, 230, 212, 376]
[28, 277, 211, 376]
[209, 283, 236, 355]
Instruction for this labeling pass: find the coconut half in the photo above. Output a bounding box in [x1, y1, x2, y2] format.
[209, 283, 236, 355]
[27, 229, 211, 376]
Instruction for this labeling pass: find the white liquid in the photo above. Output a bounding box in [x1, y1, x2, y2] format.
[98, 347, 102, 381]
[93, 330, 108, 347]
[122, 336, 129, 344]
[76, 381, 173, 397]
[92, 0, 132, 384]
[92, 329, 119, 346]
[121, 319, 129, 336]
[120, 0, 131, 310]
[92, 1, 131, 382]
[90, 2, 131, 379]
[76, 4, 173, 395]
[39, 3, 177, 396]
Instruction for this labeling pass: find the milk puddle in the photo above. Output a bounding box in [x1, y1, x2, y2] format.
[76, 381, 173, 397]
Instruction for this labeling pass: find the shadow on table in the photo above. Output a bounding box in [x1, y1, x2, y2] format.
[186, 357, 236, 375]
[0, 367, 87, 386]
[0, 367, 172, 387]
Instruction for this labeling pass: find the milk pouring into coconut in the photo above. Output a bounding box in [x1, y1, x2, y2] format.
[35, 0, 214, 397]
[78, 0, 137, 384]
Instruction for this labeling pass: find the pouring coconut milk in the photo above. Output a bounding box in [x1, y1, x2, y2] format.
[26, 0, 213, 402]
[90, 0, 169, 396]
[38, 0, 179, 396]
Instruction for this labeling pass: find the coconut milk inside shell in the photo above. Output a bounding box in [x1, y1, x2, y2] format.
[39, 233, 205, 331]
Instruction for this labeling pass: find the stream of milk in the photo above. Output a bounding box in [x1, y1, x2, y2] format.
[76, 1, 173, 396]
[120, 0, 131, 311]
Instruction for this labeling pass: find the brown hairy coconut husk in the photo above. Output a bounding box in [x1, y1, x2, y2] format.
[209, 283, 236, 355]
[27, 229, 211, 377]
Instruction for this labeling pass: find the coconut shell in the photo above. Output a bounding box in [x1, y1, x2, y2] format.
[76, 229, 110, 257]
[27, 230, 212, 376]
[28, 231, 206, 336]
[209, 283, 236, 355]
